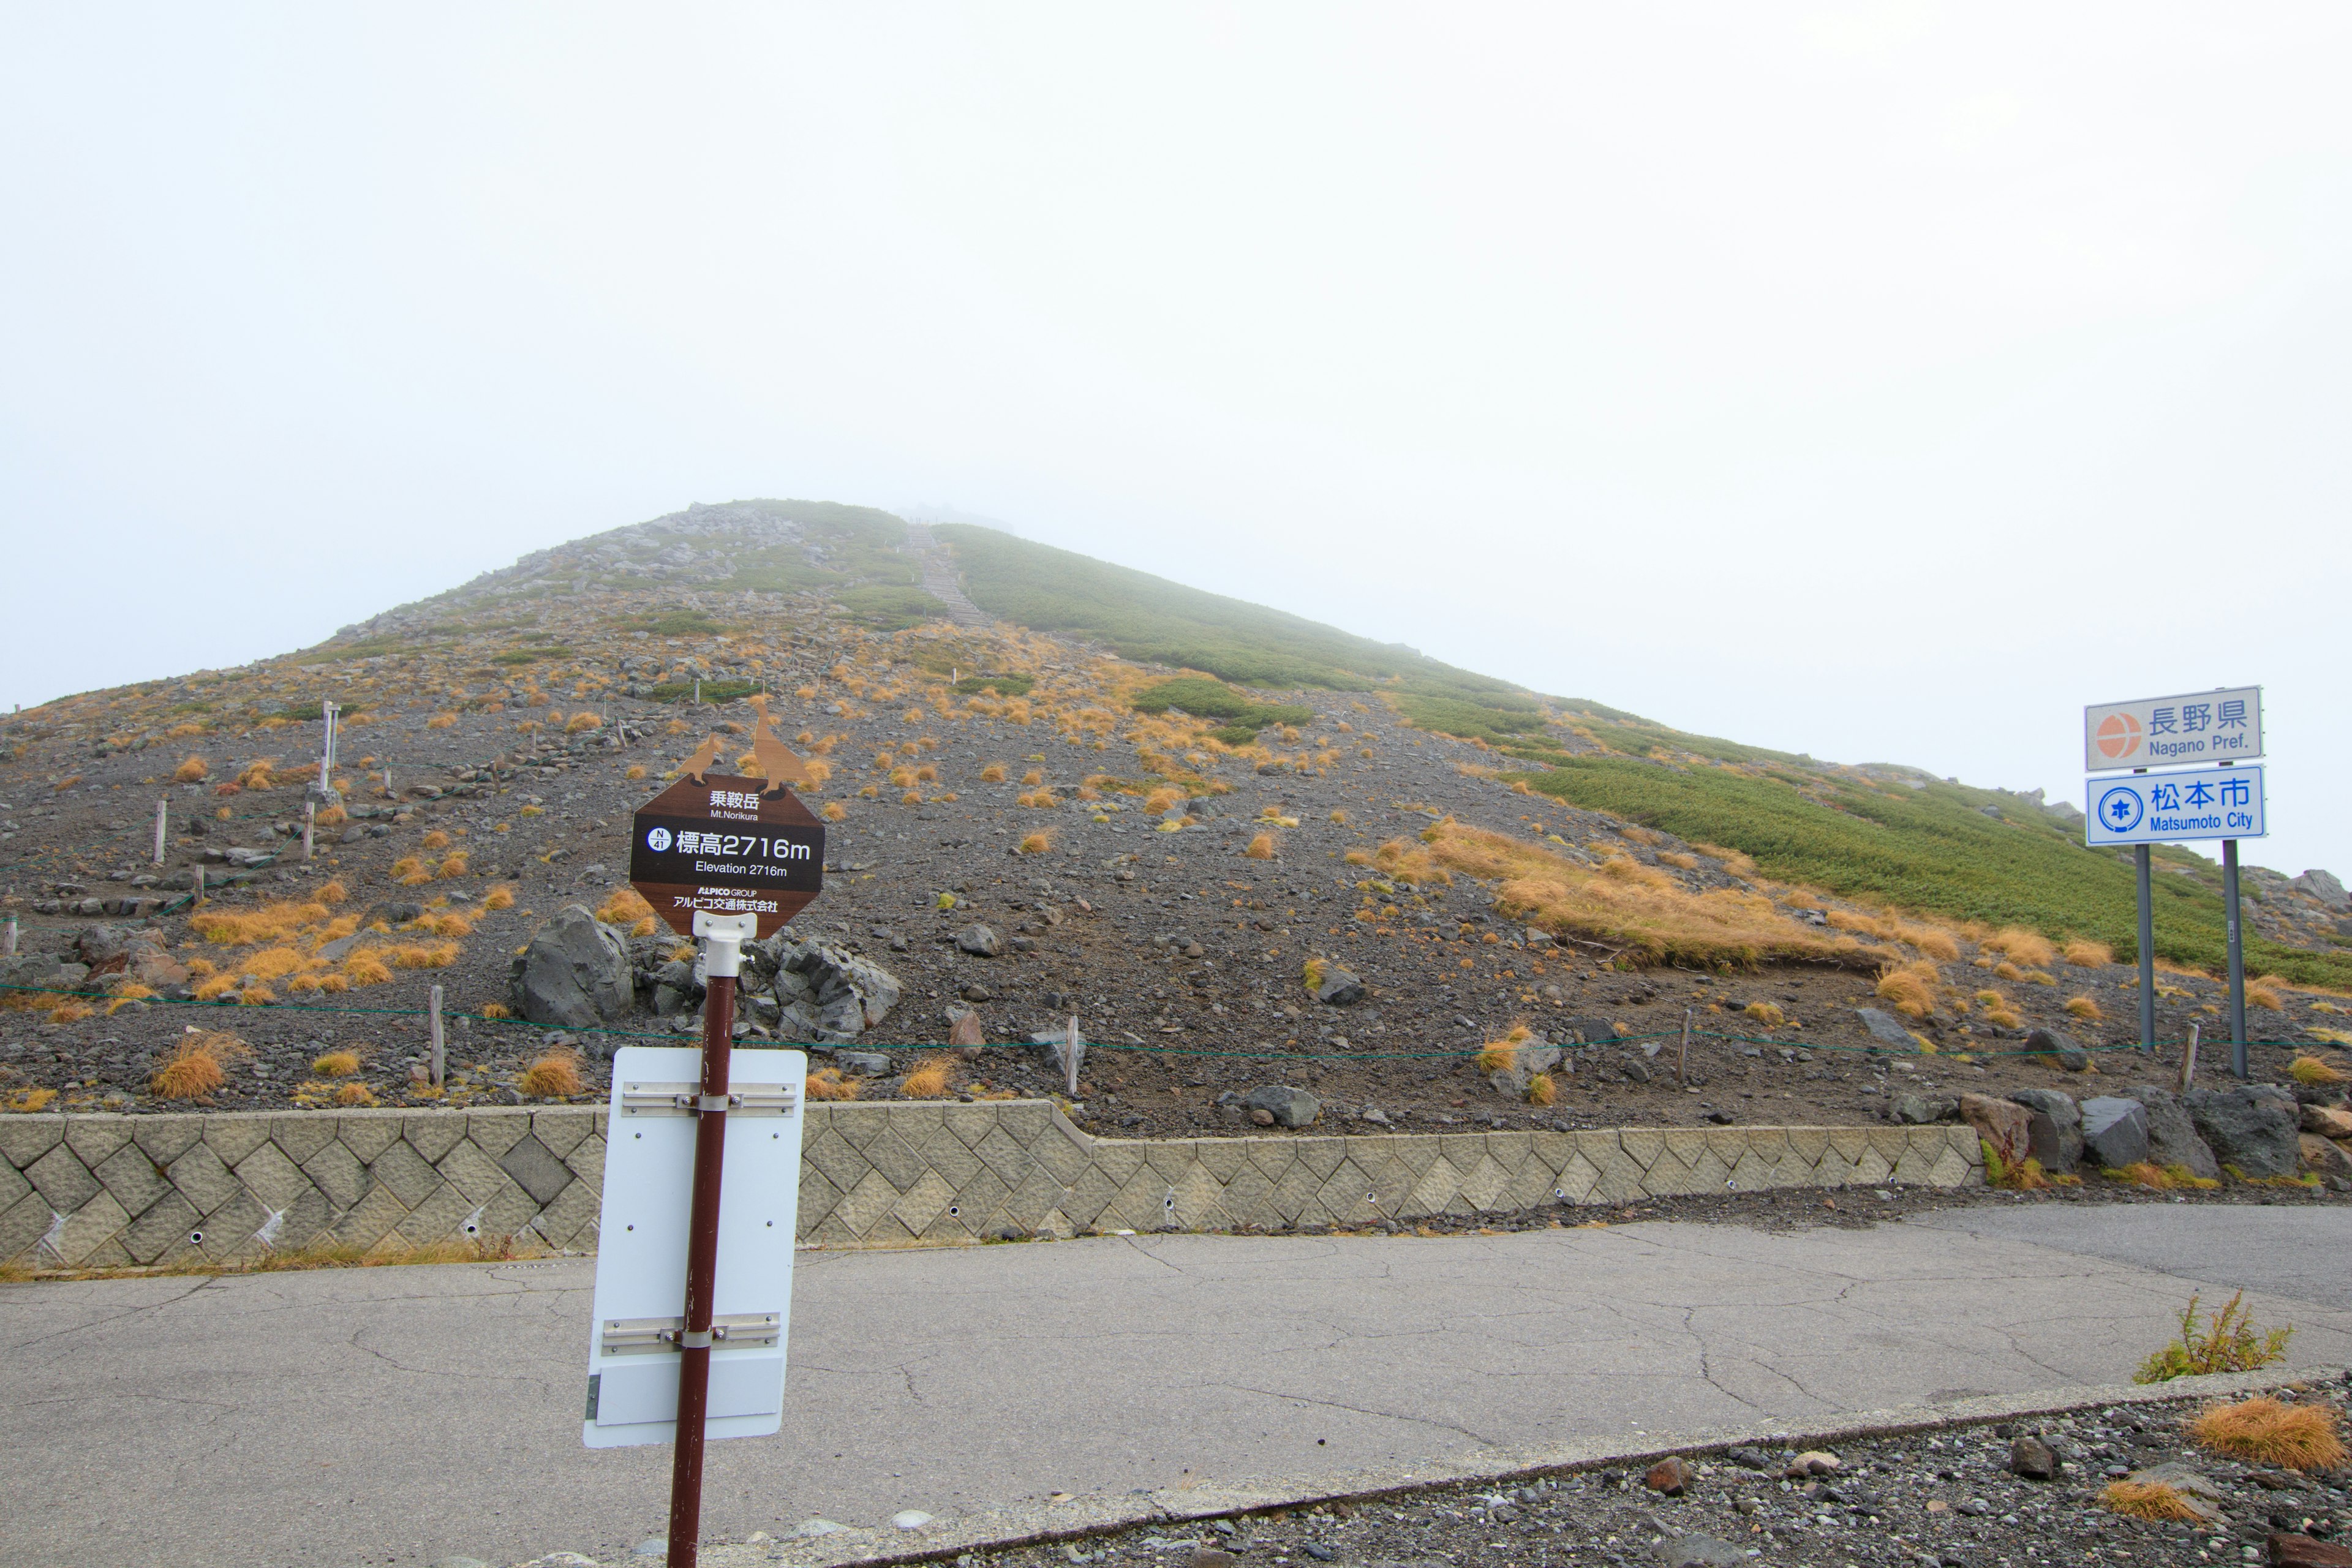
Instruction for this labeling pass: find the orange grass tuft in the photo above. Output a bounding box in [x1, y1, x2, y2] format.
[899, 1055, 957, 1099]
[2188, 1398, 2343, 1471]
[519, 1048, 584, 1098]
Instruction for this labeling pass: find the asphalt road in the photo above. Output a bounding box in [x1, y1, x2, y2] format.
[4, 1204, 2348, 1568]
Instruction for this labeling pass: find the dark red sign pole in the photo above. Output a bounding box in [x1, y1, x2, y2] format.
[666, 915, 748, 1568]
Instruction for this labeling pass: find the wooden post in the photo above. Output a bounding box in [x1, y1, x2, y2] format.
[2180, 1022, 2199, 1096]
[302, 801, 316, 863]
[4, 915, 15, 956]
[694, 678, 701, 706]
[1676, 1006, 1691, 1089]
[192, 864, 205, 903]
[153, 798, 168, 866]
[1066, 1014, 1084, 1097]
[429, 985, 446, 1088]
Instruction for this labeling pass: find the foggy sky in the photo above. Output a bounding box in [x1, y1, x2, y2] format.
[4, 4, 2347, 875]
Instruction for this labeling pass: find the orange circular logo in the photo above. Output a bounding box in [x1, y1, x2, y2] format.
[2096, 712, 2143, 760]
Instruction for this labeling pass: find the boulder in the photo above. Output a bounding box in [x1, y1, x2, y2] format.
[946, 1009, 986, 1053]
[0, 952, 89, 993]
[1893, 1094, 1957, 1126]
[1311, 963, 1367, 1006]
[761, 935, 902, 1045]
[1488, 1039, 1562, 1099]
[2079, 1096, 2152, 1169]
[2293, 869, 2350, 911]
[2300, 1133, 2352, 1182]
[2120, 1084, 2221, 1180]
[2185, 1084, 2301, 1178]
[2008, 1088, 2083, 1174]
[835, 1051, 891, 1077]
[2266, 1532, 2352, 1568]
[74, 924, 163, 973]
[2008, 1434, 2060, 1480]
[1959, 1092, 2033, 1168]
[508, 905, 635, 1031]
[2022, 1027, 2090, 1072]
[1566, 1016, 1623, 1045]
[955, 924, 1001, 957]
[1242, 1085, 1319, 1128]
[1855, 1008, 1916, 1049]
[2301, 1103, 2352, 1139]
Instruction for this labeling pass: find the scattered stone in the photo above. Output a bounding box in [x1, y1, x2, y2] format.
[2121, 1084, 2221, 1179]
[1242, 1085, 1319, 1128]
[956, 924, 1001, 957]
[2185, 1084, 2301, 1178]
[2301, 1103, 2352, 1139]
[793, 1518, 849, 1538]
[431, 1558, 493, 1568]
[2022, 1027, 2090, 1071]
[2270, 1533, 2352, 1567]
[836, 1051, 891, 1077]
[1959, 1092, 2033, 1168]
[2007, 1087, 2084, 1175]
[1312, 963, 1366, 1006]
[947, 1009, 986, 1052]
[508, 905, 635, 1030]
[2119, 1461, 2225, 1522]
[1724, 1446, 1774, 1471]
[1566, 1016, 1622, 1045]
[2299, 1133, 2352, 1181]
[1855, 1008, 1915, 1049]
[1654, 1537, 1746, 1568]
[1643, 1455, 1691, 1495]
[1893, 1093, 1957, 1125]
[2009, 1434, 2060, 1480]
[1784, 1450, 1841, 1477]
[764, 934, 902, 1042]
[891, 1510, 935, 1531]
[2078, 1095, 2152, 1169]
[1191, 1550, 1237, 1568]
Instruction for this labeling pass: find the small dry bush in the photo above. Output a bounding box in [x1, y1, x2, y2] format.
[153, 1032, 251, 1099]
[1657, 851, 1697, 870]
[820, 801, 846, 822]
[2065, 995, 2104, 1022]
[2289, 1055, 2348, 1087]
[335, 1083, 379, 1107]
[311, 1049, 360, 1077]
[1983, 925, 2058, 968]
[427, 712, 458, 729]
[1245, 832, 1276, 860]
[899, 1055, 956, 1099]
[1744, 1001, 1786, 1027]
[804, 1067, 859, 1101]
[2246, 980, 2286, 1011]
[596, 887, 655, 927]
[1143, 786, 1183, 815]
[173, 755, 210, 783]
[519, 1048, 583, 1098]
[1476, 1023, 1532, 1073]
[1372, 838, 1451, 886]
[1993, 960, 2024, 982]
[2098, 1480, 2203, 1522]
[1901, 923, 1962, 962]
[2189, 1397, 2344, 1471]
[1422, 821, 1879, 971]
[1525, 1071, 1556, 1107]
[2064, 938, 2115, 967]
[484, 886, 516, 911]
[979, 763, 1006, 783]
[2135, 1292, 2294, 1384]
[1018, 831, 1052, 854]
[1875, 960, 1940, 1019]
[565, 710, 601, 734]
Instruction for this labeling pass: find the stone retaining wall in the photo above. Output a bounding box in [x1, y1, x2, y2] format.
[0, 1103, 1980, 1267]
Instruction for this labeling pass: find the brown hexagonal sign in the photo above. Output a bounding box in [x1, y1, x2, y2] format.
[628, 710, 824, 938]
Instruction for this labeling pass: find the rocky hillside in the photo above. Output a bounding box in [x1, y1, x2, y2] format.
[2, 498, 2349, 1155]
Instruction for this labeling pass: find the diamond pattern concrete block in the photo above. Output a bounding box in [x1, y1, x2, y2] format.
[973, 1124, 1036, 1186]
[328, 1184, 410, 1251]
[302, 1139, 369, 1210]
[1851, 1147, 1893, 1184]
[1684, 1148, 1733, 1195]
[49, 1191, 130, 1265]
[1245, 1139, 1298, 1180]
[1588, 1142, 1650, 1204]
[94, 1144, 171, 1218]
[1363, 1153, 1415, 1215]
[202, 1118, 272, 1169]
[1317, 1160, 1384, 1227]
[922, 1131, 984, 1191]
[498, 1134, 573, 1207]
[1659, 1128, 1710, 1167]
[264, 1114, 339, 1167]
[368, 1140, 441, 1209]
[77, 1236, 137, 1269]
[997, 1102, 1051, 1144]
[0, 1117, 64, 1169]
[1640, 1147, 1698, 1197]
[891, 1101, 947, 1136]
[530, 1109, 594, 1159]
[1483, 1133, 1532, 1174]
[130, 1117, 205, 1166]
[436, 1138, 511, 1205]
[801, 1128, 871, 1193]
[1294, 1139, 1348, 1182]
[1814, 1153, 1859, 1188]
[1745, 1127, 1791, 1164]
[1168, 1164, 1229, 1231]
[891, 1169, 957, 1235]
[402, 1115, 467, 1166]
[62, 1118, 133, 1168]
[26, 1145, 100, 1212]
[1555, 1151, 1601, 1204]
[592, 1108, 607, 1140]
[1385, 1134, 1443, 1176]
[999, 1164, 1067, 1231]
[1142, 1140, 1194, 1183]
[1866, 1126, 1910, 1162]
[1100, 1166, 1168, 1233]
[1926, 1144, 1973, 1188]
[121, 1189, 202, 1265]
[797, 1169, 842, 1229]
[1030, 1125, 1093, 1188]
[0, 1159, 27, 1213]
[1290, 1191, 1338, 1231]
[829, 1169, 903, 1240]
[273, 1185, 339, 1252]
[863, 1129, 929, 1193]
[1705, 1128, 1752, 1166]
[1406, 1155, 1461, 1218]
[1826, 1128, 1872, 1162]
[1890, 1145, 1936, 1185]
[942, 1102, 998, 1149]
[1058, 1164, 1122, 1230]
[464, 1113, 530, 1158]
[564, 1134, 605, 1189]
[394, 1180, 477, 1246]
[1725, 1148, 1785, 1192]
[1499, 1153, 1556, 1211]
[921, 1207, 975, 1245]
[1526, 1131, 1575, 1177]
[1266, 1158, 1324, 1223]
[532, 1177, 601, 1248]
[1091, 1140, 1146, 1188]
[1619, 1128, 1666, 1168]
[948, 1167, 1009, 1231]
[1218, 1161, 1276, 1227]
[198, 1190, 271, 1261]
[1439, 1133, 1489, 1171]
[167, 1142, 238, 1216]
[234, 1142, 313, 1211]
[1192, 1139, 1248, 1184]
[476, 1178, 542, 1241]
[1787, 1128, 1831, 1166]
[0, 1191, 53, 1263]
[337, 1115, 404, 1163]
[1457, 1153, 1512, 1210]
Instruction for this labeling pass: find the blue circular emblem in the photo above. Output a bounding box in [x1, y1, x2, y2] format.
[2097, 785, 2143, 835]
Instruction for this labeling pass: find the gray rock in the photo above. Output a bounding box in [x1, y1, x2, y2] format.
[956, 923, 1001, 957]
[757, 935, 902, 1044]
[1566, 1016, 1622, 1045]
[2293, 869, 2349, 911]
[2078, 1096, 2152, 1169]
[1028, 1027, 1087, 1077]
[2120, 1084, 2220, 1179]
[1243, 1085, 1320, 1128]
[889, 1510, 934, 1531]
[836, 1051, 891, 1077]
[632, 1537, 667, 1557]
[2009, 1087, 2084, 1173]
[1312, 963, 1367, 1006]
[2185, 1084, 2301, 1178]
[2022, 1027, 2090, 1071]
[793, 1519, 849, 1539]
[1855, 1008, 1915, 1048]
[0, 953, 90, 993]
[1654, 1537, 1746, 1568]
[2119, 1462, 2225, 1521]
[1488, 1039, 1562, 1099]
[2009, 1434, 2060, 1479]
[1893, 1094, 1957, 1125]
[508, 905, 634, 1030]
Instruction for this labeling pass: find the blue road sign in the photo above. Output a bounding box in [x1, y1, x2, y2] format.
[2085, 764, 2266, 846]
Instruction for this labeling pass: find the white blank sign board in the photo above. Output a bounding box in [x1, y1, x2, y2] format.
[583, 1046, 806, 1450]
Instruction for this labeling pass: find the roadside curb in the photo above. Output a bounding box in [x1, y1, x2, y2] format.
[698, 1360, 2350, 1568]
